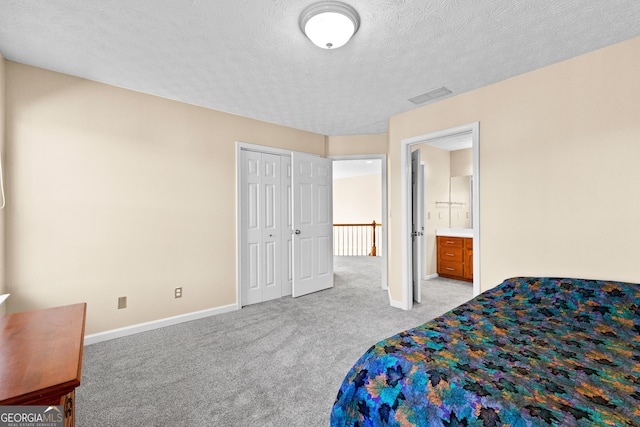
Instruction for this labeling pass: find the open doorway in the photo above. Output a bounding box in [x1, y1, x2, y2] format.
[331, 155, 387, 291]
[413, 139, 474, 306]
[400, 123, 480, 310]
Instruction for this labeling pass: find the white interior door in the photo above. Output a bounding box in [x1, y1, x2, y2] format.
[291, 152, 333, 297]
[411, 149, 424, 304]
[261, 153, 283, 302]
[240, 150, 283, 305]
[241, 150, 262, 305]
[281, 156, 293, 296]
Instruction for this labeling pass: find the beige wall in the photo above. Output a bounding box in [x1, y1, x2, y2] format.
[388, 36, 640, 303]
[0, 52, 5, 314]
[326, 134, 388, 156]
[450, 148, 472, 177]
[4, 62, 325, 334]
[333, 173, 382, 224]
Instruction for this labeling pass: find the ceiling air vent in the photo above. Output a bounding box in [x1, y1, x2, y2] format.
[409, 87, 452, 104]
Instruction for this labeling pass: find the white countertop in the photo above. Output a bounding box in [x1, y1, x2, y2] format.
[436, 228, 473, 238]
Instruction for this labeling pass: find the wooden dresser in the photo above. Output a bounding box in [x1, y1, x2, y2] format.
[437, 236, 473, 282]
[0, 303, 87, 427]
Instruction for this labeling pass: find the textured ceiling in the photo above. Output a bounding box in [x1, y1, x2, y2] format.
[1, 1, 640, 136]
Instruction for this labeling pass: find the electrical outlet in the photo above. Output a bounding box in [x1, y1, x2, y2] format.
[118, 296, 127, 309]
[175, 287, 182, 298]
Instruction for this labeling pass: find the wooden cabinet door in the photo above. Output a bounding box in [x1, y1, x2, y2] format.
[437, 236, 472, 282]
[464, 239, 473, 281]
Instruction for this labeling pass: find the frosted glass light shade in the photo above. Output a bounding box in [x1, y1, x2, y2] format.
[300, 2, 360, 49]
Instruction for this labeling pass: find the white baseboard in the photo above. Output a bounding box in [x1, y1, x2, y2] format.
[84, 303, 238, 346]
[389, 298, 405, 309]
[388, 289, 410, 310]
[424, 273, 438, 280]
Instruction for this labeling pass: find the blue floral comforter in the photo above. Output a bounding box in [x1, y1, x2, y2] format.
[330, 277, 640, 426]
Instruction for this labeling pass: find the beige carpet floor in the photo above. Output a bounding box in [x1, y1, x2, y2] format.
[76, 257, 473, 426]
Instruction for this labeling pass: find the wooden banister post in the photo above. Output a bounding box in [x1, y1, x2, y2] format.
[370, 220, 377, 256]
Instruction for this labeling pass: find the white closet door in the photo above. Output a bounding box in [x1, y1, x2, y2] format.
[281, 157, 293, 296]
[291, 152, 333, 297]
[261, 153, 282, 302]
[240, 151, 282, 305]
[241, 150, 262, 305]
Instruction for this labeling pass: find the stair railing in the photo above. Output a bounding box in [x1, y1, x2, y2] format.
[333, 221, 381, 256]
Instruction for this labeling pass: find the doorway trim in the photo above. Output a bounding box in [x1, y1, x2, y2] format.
[400, 122, 480, 310]
[330, 154, 388, 290]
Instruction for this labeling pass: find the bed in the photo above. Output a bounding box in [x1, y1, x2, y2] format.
[330, 277, 640, 426]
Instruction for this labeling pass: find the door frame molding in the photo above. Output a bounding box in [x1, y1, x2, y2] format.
[411, 150, 424, 303]
[400, 122, 480, 310]
[329, 154, 388, 290]
[236, 141, 294, 308]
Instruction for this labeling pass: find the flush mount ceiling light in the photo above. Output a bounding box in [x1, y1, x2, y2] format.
[299, 1, 360, 49]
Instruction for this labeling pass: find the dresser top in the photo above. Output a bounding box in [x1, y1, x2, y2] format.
[0, 303, 86, 404]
